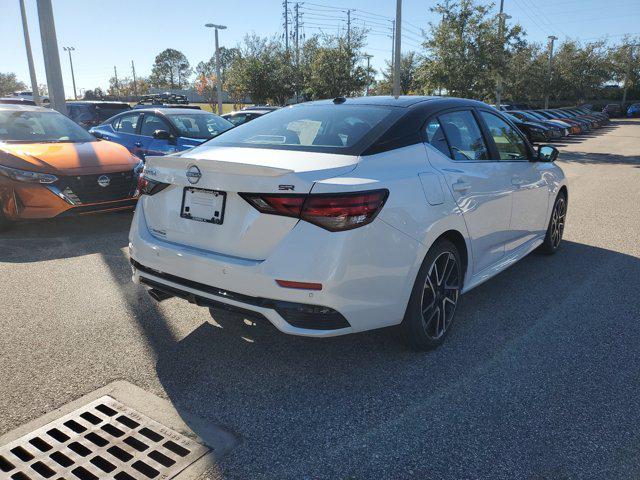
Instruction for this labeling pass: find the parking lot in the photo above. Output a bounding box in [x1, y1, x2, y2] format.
[1, 119, 640, 479]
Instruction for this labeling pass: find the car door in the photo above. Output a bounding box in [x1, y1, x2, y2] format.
[138, 113, 179, 158]
[107, 112, 143, 156]
[477, 110, 551, 252]
[424, 109, 513, 274]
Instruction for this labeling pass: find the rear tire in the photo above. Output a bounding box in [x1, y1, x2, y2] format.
[400, 239, 463, 351]
[539, 192, 567, 255]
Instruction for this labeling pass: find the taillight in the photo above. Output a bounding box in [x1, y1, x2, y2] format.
[137, 174, 170, 196]
[239, 189, 389, 232]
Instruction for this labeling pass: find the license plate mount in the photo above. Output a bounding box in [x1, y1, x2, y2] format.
[180, 187, 226, 224]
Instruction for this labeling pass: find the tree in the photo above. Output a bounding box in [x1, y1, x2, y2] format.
[0, 73, 27, 96]
[372, 52, 419, 95]
[107, 76, 150, 97]
[225, 34, 296, 105]
[418, 0, 524, 100]
[608, 38, 640, 101]
[149, 49, 192, 90]
[194, 47, 240, 109]
[302, 30, 370, 99]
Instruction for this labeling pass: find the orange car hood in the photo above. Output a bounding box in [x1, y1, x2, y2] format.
[0, 140, 138, 176]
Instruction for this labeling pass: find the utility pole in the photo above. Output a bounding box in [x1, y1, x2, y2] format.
[63, 46, 77, 100]
[365, 54, 373, 95]
[19, 0, 40, 105]
[294, 2, 300, 65]
[393, 0, 402, 97]
[36, 0, 66, 113]
[544, 35, 557, 109]
[346, 9, 351, 46]
[131, 60, 138, 97]
[205, 23, 227, 115]
[495, 0, 511, 108]
[283, 0, 289, 52]
[390, 19, 396, 80]
[113, 65, 119, 99]
[622, 44, 638, 109]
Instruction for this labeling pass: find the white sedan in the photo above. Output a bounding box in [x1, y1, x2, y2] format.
[129, 96, 567, 350]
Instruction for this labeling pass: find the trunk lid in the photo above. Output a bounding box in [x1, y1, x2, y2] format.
[141, 146, 359, 260]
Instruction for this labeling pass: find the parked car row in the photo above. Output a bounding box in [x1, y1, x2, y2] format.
[499, 105, 611, 143]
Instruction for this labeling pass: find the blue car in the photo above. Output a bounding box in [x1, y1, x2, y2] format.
[627, 103, 640, 118]
[89, 108, 234, 159]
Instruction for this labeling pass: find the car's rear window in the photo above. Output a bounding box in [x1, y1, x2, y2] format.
[204, 104, 402, 155]
[94, 104, 131, 121]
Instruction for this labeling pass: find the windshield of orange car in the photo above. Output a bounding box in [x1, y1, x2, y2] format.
[0, 109, 96, 143]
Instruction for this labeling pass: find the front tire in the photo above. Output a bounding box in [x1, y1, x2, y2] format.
[400, 240, 463, 351]
[539, 192, 567, 254]
[0, 207, 11, 232]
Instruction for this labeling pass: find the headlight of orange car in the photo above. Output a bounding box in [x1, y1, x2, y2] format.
[0, 164, 58, 184]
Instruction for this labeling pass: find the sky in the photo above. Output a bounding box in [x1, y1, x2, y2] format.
[1, 0, 639, 97]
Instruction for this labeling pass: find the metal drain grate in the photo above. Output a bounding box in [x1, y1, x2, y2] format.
[0, 396, 209, 480]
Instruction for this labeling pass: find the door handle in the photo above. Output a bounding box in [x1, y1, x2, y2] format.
[134, 142, 143, 147]
[511, 177, 525, 186]
[452, 180, 471, 193]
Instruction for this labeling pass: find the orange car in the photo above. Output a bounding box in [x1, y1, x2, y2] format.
[0, 104, 142, 230]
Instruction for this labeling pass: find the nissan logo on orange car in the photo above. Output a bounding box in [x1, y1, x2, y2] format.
[186, 165, 202, 184]
[97, 175, 111, 188]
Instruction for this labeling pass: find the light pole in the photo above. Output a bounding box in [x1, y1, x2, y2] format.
[392, 0, 402, 98]
[63, 46, 77, 100]
[36, 0, 67, 114]
[495, 0, 511, 108]
[622, 44, 639, 109]
[19, 0, 40, 105]
[544, 35, 558, 109]
[205, 23, 227, 115]
[364, 54, 373, 96]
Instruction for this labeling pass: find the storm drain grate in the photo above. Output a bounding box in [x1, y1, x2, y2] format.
[0, 396, 209, 480]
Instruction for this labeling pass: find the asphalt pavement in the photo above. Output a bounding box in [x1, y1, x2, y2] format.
[1, 119, 639, 480]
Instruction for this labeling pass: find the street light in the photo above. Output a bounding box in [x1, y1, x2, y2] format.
[63, 46, 77, 100]
[544, 35, 558, 109]
[495, 8, 512, 108]
[205, 23, 227, 115]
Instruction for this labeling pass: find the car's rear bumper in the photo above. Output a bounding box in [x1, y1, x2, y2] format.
[128, 201, 424, 337]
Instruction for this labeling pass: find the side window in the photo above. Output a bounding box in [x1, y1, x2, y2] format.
[425, 118, 451, 157]
[479, 111, 529, 161]
[140, 114, 171, 137]
[113, 113, 140, 133]
[438, 110, 489, 161]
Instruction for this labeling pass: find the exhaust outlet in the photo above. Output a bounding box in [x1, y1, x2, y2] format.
[147, 288, 174, 302]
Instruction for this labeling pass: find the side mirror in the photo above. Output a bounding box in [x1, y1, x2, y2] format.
[90, 130, 102, 139]
[152, 129, 172, 141]
[537, 145, 558, 162]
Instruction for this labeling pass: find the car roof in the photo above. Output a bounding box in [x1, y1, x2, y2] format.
[302, 95, 493, 112]
[304, 95, 440, 107]
[67, 101, 130, 105]
[0, 104, 51, 112]
[128, 107, 211, 115]
[228, 109, 269, 115]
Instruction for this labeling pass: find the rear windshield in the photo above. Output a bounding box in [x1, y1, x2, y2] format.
[166, 112, 233, 139]
[94, 104, 131, 121]
[203, 104, 401, 155]
[0, 109, 95, 143]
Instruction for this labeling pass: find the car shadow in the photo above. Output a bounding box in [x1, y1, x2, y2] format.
[0, 212, 132, 263]
[95, 238, 640, 477]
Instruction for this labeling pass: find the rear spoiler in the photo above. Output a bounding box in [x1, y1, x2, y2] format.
[145, 156, 295, 177]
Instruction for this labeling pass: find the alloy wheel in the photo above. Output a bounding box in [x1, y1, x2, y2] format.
[420, 251, 460, 339]
[550, 197, 566, 249]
